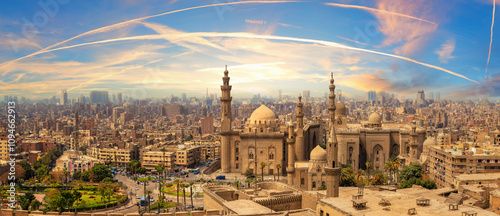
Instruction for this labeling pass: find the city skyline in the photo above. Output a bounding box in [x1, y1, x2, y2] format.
[0, 0, 499, 99]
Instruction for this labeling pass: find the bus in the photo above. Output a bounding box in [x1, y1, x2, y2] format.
[140, 196, 149, 206]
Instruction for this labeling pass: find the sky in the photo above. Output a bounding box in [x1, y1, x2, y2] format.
[0, 0, 498, 100]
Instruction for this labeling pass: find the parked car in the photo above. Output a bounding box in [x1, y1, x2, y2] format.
[216, 175, 226, 180]
[135, 195, 140, 199]
[135, 187, 139, 190]
[186, 205, 194, 209]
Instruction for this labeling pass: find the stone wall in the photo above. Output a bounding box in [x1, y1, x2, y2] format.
[0, 209, 222, 216]
[203, 159, 221, 175]
[302, 190, 320, 210]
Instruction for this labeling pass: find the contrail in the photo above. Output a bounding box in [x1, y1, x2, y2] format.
[325, 2, 437, 25]
[0, 0, 299, 69]
[35, 32, 479, 84]
[486, 0, 496, 73]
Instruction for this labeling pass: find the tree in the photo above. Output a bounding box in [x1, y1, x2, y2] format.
[19, 162, 35, 179]
[384, 161, 394, 184]
[18, 192, 36, 210]
[189, 182, 195, 209]
[174, 179, 180, 210]
[145, 190, 152, 212]
[399, 162, 423, 182]
[72, 171, 82, 180]
[354, 170, 365, 185]
[260, 162, 266, 180]
[234, 180, 241, 189]
[181, 183, 187, 210]
[340, 166, 355, 186]
[88, 164, 113, 183]
[137, 167, 147, 174]
[244, 169, 254, 177]
[35, 165, 51, 181]
[365, 161, 372, 178]
[62, 167, 69, 190]
[371, 172, 387, 185]
[245, 178, 255, 188]
[275, 164, 281, 181]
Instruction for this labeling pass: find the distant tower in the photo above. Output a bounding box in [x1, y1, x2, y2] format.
[117, 93, 123, 105]
[295, 95, 305, 161]
[325, 72, 340, 198]
[220, 66, 233, 173]
[74, 110, 79, 150]
[61, 89, 67, 105]
[279, 89, 282, 101]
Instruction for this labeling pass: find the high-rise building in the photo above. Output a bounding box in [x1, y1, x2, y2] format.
[429, 92, 434, 100]
[182, 93, 187, 101]
[279, 89, 282, 101]
[3, 96, 8, 103]
[368, 91, 377, 100]
[201, 116, 214, 135]
[60, 89, 67, 105]
[436, 92, 440, 101]
[90, 91, 109, 104]
[302, 90, 310, 102]
[112, 94, 116, 104]
[117, 93, 122, 105]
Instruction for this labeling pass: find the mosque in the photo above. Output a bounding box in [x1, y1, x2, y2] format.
[219, 67, 425, 193]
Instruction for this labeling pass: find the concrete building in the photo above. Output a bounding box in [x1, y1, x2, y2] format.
[142, 150, 175, 172]
[54, 150, 103, 174]
[175, 146, 201, 168]
[89, 90, 109, 104]
[88, 146, 133, 166]
[426, 143, 500, 188]
[201, 116, 214, 135]
[60, 89, 67, 105]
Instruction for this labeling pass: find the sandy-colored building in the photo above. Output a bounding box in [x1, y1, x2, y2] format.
[175, 146, 201, 167]
[219, 68, 320, 177]
[88, 146, 133, 166]
[54, 150, 103, 174]
[142, 150, 175, 172]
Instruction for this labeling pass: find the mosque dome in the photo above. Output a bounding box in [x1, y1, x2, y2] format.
[249, 105, 276, 123]
[423, 137, 437, 146]
[368, 112, 382, 124]
[310, 145, 327, 162]
[335, 101, 346, 116]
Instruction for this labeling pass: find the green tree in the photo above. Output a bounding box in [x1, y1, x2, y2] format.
[181, 183, 187, 210]
[174, 179, 180, 210]
[354, 170, 365, 185]
[189, 182, 195, 208]
[340, 166, 355, 186]
[35, 165, 51, 181]
[245, 178, 255, 188]
[145, 190, 152, 212]
[19, 162, 35, 179]
[62, 167, 69, 190]
[72, 171, 82, 180]
[234, 180, 241, 189]
[89, 164, 113, 183]
[371, 172, 388, 185]
[365, 161, 372, 178]
[18, 191, 36, 210]
[399, 162, 423, 181]
[260, 162, 266, 181]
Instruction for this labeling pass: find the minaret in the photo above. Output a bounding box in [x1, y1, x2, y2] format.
[325, 72, 341, 198]
[287, 119, 296, 184]
[220, 66, 232, 173]
[295, 95, 305, 161]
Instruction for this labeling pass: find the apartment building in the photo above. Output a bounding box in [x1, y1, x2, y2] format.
[142, 150, 176, 172]
[88, 146, 133, 166]
[427, 143, 500, 188]
[175, 146, 201, 168]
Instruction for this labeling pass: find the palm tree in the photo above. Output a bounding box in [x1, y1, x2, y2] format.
[384, 161, 394, 184]
[275, 164, 281, 181]
[62, 167, 69, 190]
[174, 179, 180, 210]
[181, 183, 187, 210]
[245, 178, 254, 188]
[145, 190, 152, 212]
[189, 182, 194, 209]
[114, 151, 118, 171]
[260, 162, 266, 181]
[234, 180, 241, 189]
[365, 161, 372, 178]
[354, 170, 365, 184]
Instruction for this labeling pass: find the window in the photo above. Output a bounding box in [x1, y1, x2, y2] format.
[236, 156, 239, 161]
[235, 148, 239, 153]
[320, 210, 324, 216]
[249, 153, 254, 159]
[269, 153, 274, 160]
[312, 181, 316, 188]
[301, 178, 304, 185]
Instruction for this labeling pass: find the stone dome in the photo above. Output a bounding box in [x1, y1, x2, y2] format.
[335, 100, 346, 116]
[368, 112, 382, 124]
[423, 137, 436, 146]
[249, 105, 276, 123]
[310, 145, 327, 162]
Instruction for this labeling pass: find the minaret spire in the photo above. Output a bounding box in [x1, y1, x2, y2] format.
[325, 72, 340, 198]
[221, 66, 233, 173]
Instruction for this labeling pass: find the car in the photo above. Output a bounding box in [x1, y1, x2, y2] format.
[135, 187, 139, 190]
[130, 191, 133, 195]
[193, 171, 199, 175]
[216, 175, 226, 180]
[186, 205, 194, 209]
[185, 174, 189, 178]
[150, 198, 154, 202]
[135, 195, 140, 199]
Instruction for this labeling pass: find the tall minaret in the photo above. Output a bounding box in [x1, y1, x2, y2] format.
[286, 119, 296, 184]
[325, 73, 340, 198]
[410, 120, 418, 162]
[220, 66, 232, 173]
[295, 95, 305, 161]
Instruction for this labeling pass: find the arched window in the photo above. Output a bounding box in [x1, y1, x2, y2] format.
[269, 153, 274, 160]
[406, 146, 410, 155]
[317, 165, 321, 173]
[249, 153, 254, 159]
[312, 181, 316, 188]
[301, 178, 305, 185]
[348, 147, 354, 165]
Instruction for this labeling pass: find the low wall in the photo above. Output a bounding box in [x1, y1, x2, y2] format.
[0, 209, 221, 216]
[203, 160, 221, 175]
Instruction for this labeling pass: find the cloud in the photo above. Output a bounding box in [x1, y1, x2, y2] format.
[486, 0, 495, 72]
[434, 39, 456, 63]
[375, 0, 438, 56]
[245, 19, 268, 24]
[341, 56, 361, 65]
